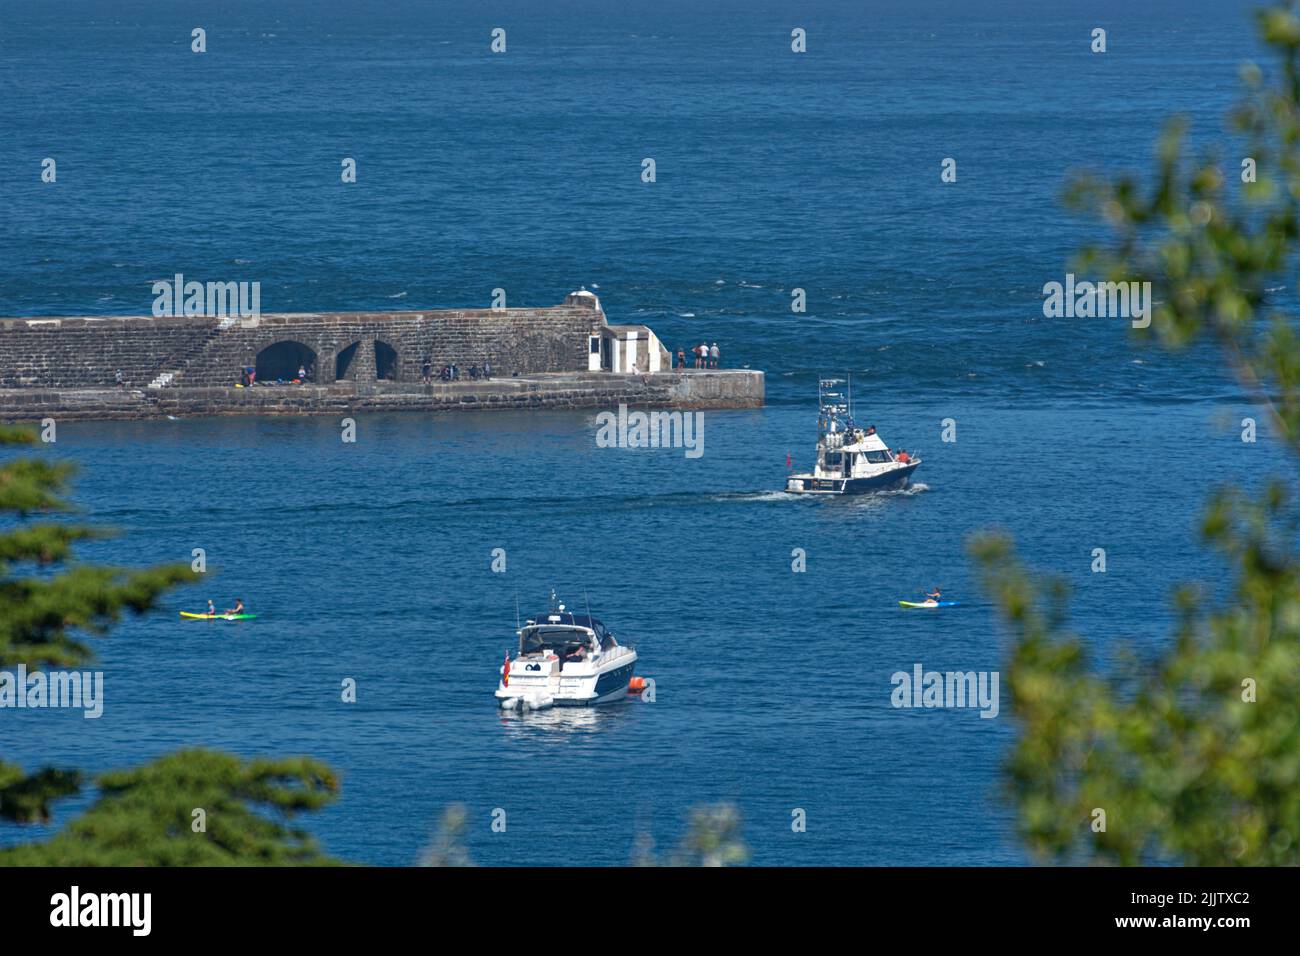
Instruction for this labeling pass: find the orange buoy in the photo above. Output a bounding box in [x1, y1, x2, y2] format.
[628, 677, 647, 693]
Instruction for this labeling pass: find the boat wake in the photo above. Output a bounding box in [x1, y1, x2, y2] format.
[711, 482, 932, 505]
[882, 482, 929, 497]
[715, 490, 801, 504]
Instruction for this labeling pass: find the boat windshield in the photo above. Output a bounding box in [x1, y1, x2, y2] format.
[863, 449, 893, 463]
[519, 626, 591, 655]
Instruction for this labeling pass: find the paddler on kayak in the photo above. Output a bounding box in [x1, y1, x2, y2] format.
[924, 587, 942, 604]
[225, 599, 245, 615]
[206, 599, 216, 617]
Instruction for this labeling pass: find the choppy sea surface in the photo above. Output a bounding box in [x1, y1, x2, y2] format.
[0, 0, 1290, 864]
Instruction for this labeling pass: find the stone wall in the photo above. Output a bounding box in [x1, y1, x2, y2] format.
[179, 307, 602, 387]
[0, 317, 214, 388]
[0, 299, 607, 390]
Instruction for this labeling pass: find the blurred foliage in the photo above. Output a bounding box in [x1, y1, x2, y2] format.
[416, 801, 749, 866]
[418, 804, 475, 866]
[1, 426, 340, 863]
[631, 803, 749, 866]
[974, 2, 1300, 865]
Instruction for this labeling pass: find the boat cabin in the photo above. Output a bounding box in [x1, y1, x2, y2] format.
[816, 427, 903, 477]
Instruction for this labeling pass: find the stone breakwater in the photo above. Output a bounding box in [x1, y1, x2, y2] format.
[0, 299, 610, 390]
[0, 371, 764, 422]
[0, 291, 763, 420]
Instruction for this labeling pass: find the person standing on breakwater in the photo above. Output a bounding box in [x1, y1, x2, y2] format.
[676, 346, 687, 372]
[421, 356, 432, 384]
[710, 343, 720, 368]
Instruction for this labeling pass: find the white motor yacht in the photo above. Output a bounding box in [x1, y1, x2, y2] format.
[495, 594, 638, 710]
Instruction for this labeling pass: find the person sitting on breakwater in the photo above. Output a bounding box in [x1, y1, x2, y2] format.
[225, 598, 246, 615]
[297, 365, 307, 382]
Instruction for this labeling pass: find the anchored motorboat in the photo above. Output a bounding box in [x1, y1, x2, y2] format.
[495, 592, 638, 710]
[785, 376, 920, 495]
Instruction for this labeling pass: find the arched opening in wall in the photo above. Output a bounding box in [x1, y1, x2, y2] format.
[336, 342, 360, 380]
[256, 341, 316, 383]
[375, 340, 399, 380]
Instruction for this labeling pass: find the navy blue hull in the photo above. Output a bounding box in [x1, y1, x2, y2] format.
[843, 463, 919, 494]
[791, 462, 919, 495]
[552, 661, 636, 706]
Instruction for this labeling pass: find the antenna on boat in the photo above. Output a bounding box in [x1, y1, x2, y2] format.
[583, 588, 593, 623]
[514, 593, 521, 630]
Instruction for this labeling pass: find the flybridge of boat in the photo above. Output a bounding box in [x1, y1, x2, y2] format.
[784, 375, 921, 496]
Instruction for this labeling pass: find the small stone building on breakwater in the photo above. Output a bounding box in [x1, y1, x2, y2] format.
[0, 290, 764, 421]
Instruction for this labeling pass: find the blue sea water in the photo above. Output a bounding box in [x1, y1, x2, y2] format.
[0, 0, 1293, 865]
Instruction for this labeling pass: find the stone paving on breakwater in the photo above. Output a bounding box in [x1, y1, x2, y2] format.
[0, 370, 764, 422]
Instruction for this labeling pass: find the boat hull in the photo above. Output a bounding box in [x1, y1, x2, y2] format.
[561, 659, 637, 706]
[786, 461, 919, 495]
[496, 657, 637, 708]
